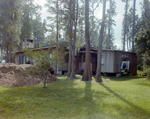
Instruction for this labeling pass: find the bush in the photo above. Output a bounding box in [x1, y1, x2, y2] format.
[24, 46, 65, 87]
[137, 68, 150, 77]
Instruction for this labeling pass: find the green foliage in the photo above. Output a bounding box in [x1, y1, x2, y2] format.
[20, 0, 42, 40]
[0, 0, 22, 50]
[24, 46, 65, 87]
[137, 68, 150, 78]
[135, 28, 150, 56]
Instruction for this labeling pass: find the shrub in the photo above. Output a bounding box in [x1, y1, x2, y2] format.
[137, 68, 150, 78]
[24, 46, 65, 87]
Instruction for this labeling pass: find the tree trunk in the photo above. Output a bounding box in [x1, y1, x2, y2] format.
[1, 44, 3, 62]
[67, 45, 72, 77]
[132, 0, 136, 52]
[91, 10, 94, 47]
[127, 33, 129, 51]
[82, 0, 91, 81]
[71, 43, 75, 78]
[123, 0, 128, 51]
[107, 0, 111, 49]
[43, 72, 48, 88]
[95, 0, 106, 82]
[9, 37, 12, 63]
[71, 0, 78, 78]
[6, 45, 9, 63]
[54, 0, 59, 75]
[67, 0, 73, 77]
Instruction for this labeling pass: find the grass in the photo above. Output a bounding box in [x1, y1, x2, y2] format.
[75, 74, 96, 80]
[0, 76, 150, 119]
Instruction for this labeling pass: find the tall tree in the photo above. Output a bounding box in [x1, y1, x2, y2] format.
[54, 0, 59, 75]
[122, 0, 129, 51]
[20, 0, 41, 50]
[82, 0, 92, 81]
[32, 17, 47, 47]
[61, 0, 79, 78]
[141, 0, 150, 28]
[71, 0, 78, 78]
[76, 4, 85, 49]
[132, 0, 136, 52]
[106, 0, 116, 49]
[0, 0, 22, 62]
[45, 0, 63, 75]
[89, 0, 101, 48]
[67, 0, 73, 77]
[95, 0, 106, 82]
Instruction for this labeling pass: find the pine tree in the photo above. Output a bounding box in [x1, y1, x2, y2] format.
[106, 0, 116, 49]
[122, 0, 129, 51]
[0, 0, 22, 62]
[132, 0, 136, 52]
[95, 0, 106, 82]
[82, 0, 92, 81]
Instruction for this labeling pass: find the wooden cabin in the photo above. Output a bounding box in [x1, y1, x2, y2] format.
[15, 46, 69, 75]
[75, 46, 137, 75]
[14, 45, 137, 75]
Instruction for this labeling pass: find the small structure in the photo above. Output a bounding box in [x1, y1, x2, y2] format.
[14, 46, 69, 75]
[101, 49, 137, 75]
[75, 46, 137, 75]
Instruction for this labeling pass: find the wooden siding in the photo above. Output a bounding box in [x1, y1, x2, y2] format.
[101, 51, 114, 73]
[114, 51, 137, 74]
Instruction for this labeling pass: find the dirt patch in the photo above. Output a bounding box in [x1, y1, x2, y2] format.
[0, 63, 60, 87]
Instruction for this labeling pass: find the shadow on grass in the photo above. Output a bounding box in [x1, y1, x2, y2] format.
[0, 78, 107, 119]
[99, 83, 150, 118]
[136, 83, 150, 87]
[83, 81, 95, 118]
[109, 75, 141, 81]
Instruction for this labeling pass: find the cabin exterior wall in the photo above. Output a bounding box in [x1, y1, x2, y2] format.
[114, 51, 137, 74]
[101, 50, 114, 73]
[15, 46, 137, 75]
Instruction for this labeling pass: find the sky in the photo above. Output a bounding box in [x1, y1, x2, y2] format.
[35, 0, 142, 49]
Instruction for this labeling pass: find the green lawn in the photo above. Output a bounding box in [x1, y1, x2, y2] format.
[0, 76, 150, 119]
